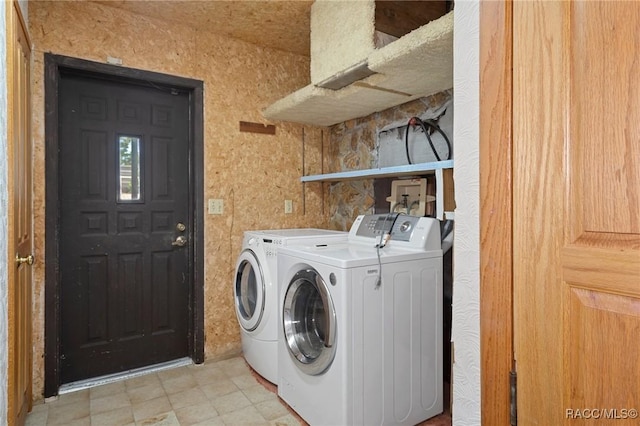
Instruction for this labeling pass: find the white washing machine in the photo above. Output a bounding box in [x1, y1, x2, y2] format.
[277, 214, 443, 425]
[234, 228, 347, 384]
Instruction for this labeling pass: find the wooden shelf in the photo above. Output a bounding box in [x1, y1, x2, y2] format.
[300, 160, 453, 182]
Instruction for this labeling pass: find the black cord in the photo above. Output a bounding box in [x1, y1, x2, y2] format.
[425, 118, 452, 160]
[374, 213, 400, 289]
[404, 116, 452, 164]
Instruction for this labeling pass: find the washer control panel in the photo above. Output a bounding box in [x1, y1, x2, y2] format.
[350, 214, 441, 250]
[354, 214, 420, 241]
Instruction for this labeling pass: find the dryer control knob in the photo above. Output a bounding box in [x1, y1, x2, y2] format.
[248, 237, 256, 245]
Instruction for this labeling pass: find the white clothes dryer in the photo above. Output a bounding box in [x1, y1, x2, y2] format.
[277, 214, 443, 425]
[234, 228, 347, 384]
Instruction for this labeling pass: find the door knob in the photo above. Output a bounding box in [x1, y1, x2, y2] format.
[171, 236, 187, 247]
[15, 253, 34, 266]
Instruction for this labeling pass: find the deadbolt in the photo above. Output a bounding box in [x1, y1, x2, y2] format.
[176, 222, 186, 232]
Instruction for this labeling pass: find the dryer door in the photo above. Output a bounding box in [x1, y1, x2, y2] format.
[234, 250, 265, 331]
[282, 268, 337, 375]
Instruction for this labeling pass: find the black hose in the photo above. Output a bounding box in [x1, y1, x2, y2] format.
[404, 116, 452, 164]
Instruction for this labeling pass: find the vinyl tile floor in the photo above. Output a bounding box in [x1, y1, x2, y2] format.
[25, 355, 452, 426]
[25, 356, 301, 426]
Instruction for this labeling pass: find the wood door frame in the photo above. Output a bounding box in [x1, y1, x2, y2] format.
[43, 54, 205, 397]
[479, 0, 513, 424]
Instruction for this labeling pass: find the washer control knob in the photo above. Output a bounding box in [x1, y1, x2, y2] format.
[399, 221, 412, 233]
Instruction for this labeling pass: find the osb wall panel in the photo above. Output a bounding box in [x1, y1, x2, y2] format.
[327, 91, 453, 230]
[28, 0, 325, 399]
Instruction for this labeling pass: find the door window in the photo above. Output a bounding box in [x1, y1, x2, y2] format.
[283, 269, 336, 375]
[118, 135, 142, 202]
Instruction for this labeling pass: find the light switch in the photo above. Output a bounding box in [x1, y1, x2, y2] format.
[208, 199, 223, 215]
[284, 200, 293, 214]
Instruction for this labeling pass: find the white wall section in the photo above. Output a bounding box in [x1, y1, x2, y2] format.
[452, 0, 481, 424]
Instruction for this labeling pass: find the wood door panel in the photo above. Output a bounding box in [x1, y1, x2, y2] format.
[567, 288, 640, 412]
[81, 131, 110, 200]
[82, 255, 109, 344]
[563, 246, 640, 296]
[118, 253, 144, 337]
[149, 137, 174, 200]
[571, 2, 640, 235]
[151, 250, 176, 331]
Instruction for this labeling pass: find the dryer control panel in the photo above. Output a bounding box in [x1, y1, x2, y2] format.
[350, 214, 441, 250]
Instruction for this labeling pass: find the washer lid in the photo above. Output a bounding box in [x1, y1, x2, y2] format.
[279, 242, 438, 269]
[249, 228, 346, 238]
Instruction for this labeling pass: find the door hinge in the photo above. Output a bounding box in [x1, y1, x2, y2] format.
[510, 369, 517, 425]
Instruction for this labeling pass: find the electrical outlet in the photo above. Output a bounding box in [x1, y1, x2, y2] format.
[284, 200, 293, 214]
[208, 199, 223, 215]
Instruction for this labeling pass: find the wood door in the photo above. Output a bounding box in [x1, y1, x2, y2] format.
[513, 1, 640, 424]
[58, 71, 192, 384]
[6, 1, 33, 425]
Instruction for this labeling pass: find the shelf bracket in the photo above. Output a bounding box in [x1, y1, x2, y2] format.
[435, 168, 444, 220]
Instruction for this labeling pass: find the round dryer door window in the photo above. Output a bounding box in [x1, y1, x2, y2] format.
[234, 250, 265, 331]
[282, 268, 336, 375]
